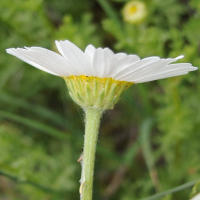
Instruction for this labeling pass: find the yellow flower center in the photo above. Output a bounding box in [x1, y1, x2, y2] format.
[63, 75, 133, 110]
[129, 6, 138, 15]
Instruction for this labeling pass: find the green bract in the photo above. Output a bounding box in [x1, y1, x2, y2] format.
[64, 75, 132, 110]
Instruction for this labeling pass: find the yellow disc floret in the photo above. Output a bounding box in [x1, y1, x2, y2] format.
[63, 75, 133, 110]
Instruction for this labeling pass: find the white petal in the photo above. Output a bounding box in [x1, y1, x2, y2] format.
[85, 44, 96, 62]
[123, 58, 178, 81]
[114, 56, 160, 80]
[86, 47, 115, 77]
[120, 56, 188, 81]
[113, 55, 140, 77]
[91, 48, 115, 77]
[55, 40, 92, 76]
[191, 194, 200, 200]
[92, 48, 105, 77]
[101, 48, 115, 77]
[104, 56, 118, 78]
[7, 48, 57, 75]
[84, 44, 97, 75]
[134, 71, 189, 83]
[142, 57, 184, 77]
[132, 64, 197, 83]
[155, 63, 196, 74]
[26, 47, 81, 75]
[114, 53, 127, 62]
[6, 47, 73, 76]
[118, 55, 140, 68]
[176, 55, 184, 60]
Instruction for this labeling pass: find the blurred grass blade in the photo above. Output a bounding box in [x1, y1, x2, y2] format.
[97, 145, 121, 162]
[0, 110, 70, 140]
[140, 118, 154, 172]
[140, 118, 161, 192]
[0, 92, 65, 127]
[140, 179, 200, 200]
[97, 0, 121, 26]
[137, 84, 152, 117]
[123, 140, 140, 166]
[0, 66, 20, 90]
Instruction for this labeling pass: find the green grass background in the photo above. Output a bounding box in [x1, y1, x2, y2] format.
[0, 0, 200, 199]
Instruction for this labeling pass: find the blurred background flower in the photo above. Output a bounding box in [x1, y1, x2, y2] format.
[122, 1, 147, 24]
[0, 0, 200, 200]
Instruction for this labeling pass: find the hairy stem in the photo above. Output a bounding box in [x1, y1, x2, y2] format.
[80, 108, 103, 200]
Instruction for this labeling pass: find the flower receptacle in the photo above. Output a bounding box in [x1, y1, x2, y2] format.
[64, 75, 133, 110]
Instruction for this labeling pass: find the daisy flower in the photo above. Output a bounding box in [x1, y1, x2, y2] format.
[122, 1, 147, 24]
[6, 40, 197, 110]
[6, 40, 197, 200]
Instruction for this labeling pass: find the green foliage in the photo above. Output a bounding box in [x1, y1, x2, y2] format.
[55, 13, 101, 49]
[0, 0, 200, 199]
[0, 123, 79, 200]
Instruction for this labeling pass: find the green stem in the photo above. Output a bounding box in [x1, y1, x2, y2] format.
[81, 108, 103, 200]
